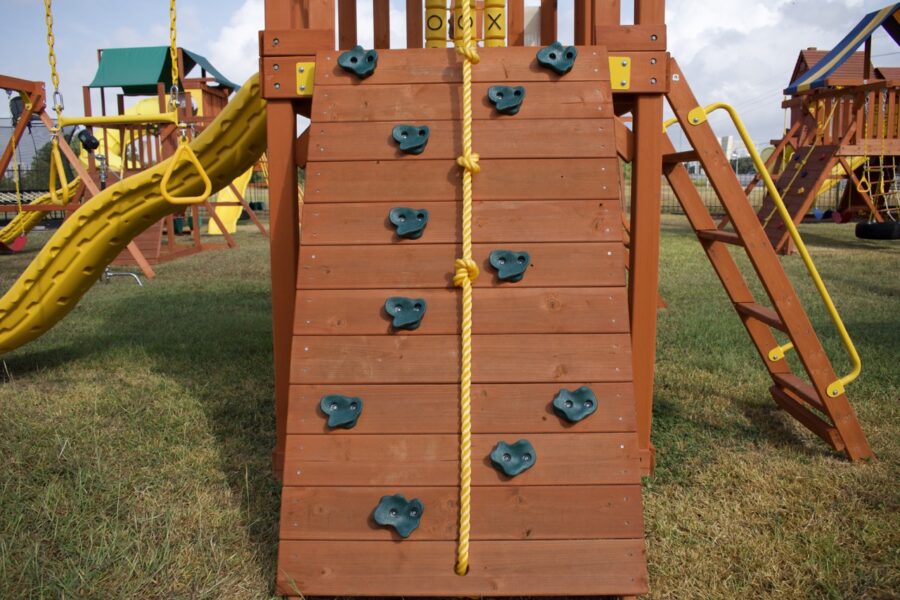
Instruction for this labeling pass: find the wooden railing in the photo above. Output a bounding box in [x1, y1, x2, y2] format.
[269, 0, 666, 51]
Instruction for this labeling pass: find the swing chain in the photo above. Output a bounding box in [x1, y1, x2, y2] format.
[169, 0, 180, 110]
[43, 0, 63, 122]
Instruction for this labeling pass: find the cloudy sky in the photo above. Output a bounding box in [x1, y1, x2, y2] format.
[2, 0, 898, 152]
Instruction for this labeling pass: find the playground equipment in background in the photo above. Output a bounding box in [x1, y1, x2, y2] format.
[0, 73, 266, 354]
[258, 0, 873, 596]
[749, 4, 900, 253]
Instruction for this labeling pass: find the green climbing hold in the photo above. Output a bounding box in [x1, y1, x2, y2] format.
[489, 249, 530, 282]
[552, 386, 598, 423]
[490, 440, 537, 477]
[319, 394, 364, 429]
[373, 494, 424, 538]
[536, 41, 577, 75]
[337, 45, 378, 78]
[392, 124, 430, 154]
[488, 85, 526, 115]
[389, 207, 429, 239]
[384, 296, 427, 330]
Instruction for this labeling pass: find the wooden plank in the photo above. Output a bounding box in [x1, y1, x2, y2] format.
[540, 0, 557, 44]
[260, 29, 335, 57]
[593, 25, 666, 51]
[337, 0, 357, 49]
[374, 0, 391, 48]
[311, 81, 612, 122]
[406, 0, 423, 48]
[304, 158, 620, 202]
[290, 334, 633, 384]
[316, 47, 611, 85]
[279, 485, 644, 540]
[507, 0, 525, 46]
[282, 432, 640, 485]
[294, 287, 629, 335]
[287, 382, 636, 434]
[308, 119, 617, 161]
[297, 243, 626, 289]
[300, 199, 623, 245]
[276, 539, 648, 596]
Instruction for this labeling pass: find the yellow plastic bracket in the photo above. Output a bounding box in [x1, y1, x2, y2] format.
[160, 139, 212, 206]
[685, 102, 861, 398]
[47, 139, 70, 207]
[768, 342, 794, 362]
[296, 62, 315, 97]
[609, 56, 631, 90]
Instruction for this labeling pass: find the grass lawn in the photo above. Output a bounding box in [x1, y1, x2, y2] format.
[0, 216, 897, 599]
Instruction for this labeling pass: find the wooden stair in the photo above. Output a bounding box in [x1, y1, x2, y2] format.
[755, 144, 838, 254]
[276, 47, 648, 597]
[662, 60, 873, 461]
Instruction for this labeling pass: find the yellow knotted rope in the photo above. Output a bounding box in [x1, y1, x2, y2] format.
[453, 0, 480, 578]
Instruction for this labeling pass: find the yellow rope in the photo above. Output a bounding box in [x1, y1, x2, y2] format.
[453, 0, 480, 578]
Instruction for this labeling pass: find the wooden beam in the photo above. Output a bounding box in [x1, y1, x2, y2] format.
[406, 0, 423, 48]
[507, 0, 525, 46]
[338, 0, 357, 49]
[374, 0, 391, 49]
[540, 0, 557, 45]
[267, 100, 301, 478]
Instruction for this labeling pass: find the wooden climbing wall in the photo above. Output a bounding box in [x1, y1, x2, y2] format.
[757, 145, 837, 253]
[277, 46, 648, 597]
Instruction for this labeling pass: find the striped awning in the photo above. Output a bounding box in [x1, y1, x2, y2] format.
[786, 3, 900, 94]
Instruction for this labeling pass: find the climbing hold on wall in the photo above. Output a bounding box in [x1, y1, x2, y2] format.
[337, 45, 378, 78]
[490, 440, 537, 477]
[392, 124, 430, 154]
[536, 41, 577, 75]
[489, 249, 530, 282]
[487, 85, 526, 115]
[384, 296, 427, 330]
[552, 386, 598, 423]
[389, 207, 430, 239]
[800, 170, 808, 178]
[372, 494, 424, 538]
[319, 394, 364, 429]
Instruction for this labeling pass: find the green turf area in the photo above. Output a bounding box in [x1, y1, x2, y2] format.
[1, 216, 897, 599]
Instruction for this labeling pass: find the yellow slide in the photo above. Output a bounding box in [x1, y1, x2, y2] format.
[0, 178, 81, 246]
[0, 74, 266, 355]
[208, 166, 253, 235]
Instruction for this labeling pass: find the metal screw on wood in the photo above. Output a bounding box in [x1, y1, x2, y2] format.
[620, 80, 627, 87]
[273, 64, 279, 71]
[621, 60, 628, 66]
[274, 83, 281, 89]
[299, 66, 305, 73]
[273, 37, 279, 45]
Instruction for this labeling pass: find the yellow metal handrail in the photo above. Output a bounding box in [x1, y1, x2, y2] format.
[678, 102, 861, 398]
[58, 112, 179, 128]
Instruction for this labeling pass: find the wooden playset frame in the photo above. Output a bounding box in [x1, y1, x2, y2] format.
[256, 0, 875, 596]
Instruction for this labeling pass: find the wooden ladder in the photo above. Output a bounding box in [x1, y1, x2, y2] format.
[661, 60, 873, 461]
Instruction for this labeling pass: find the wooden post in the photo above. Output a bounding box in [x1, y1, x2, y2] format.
[507, 0, 525, 46]
[406, 0, 424, 48]
[574, 0, 591, 45]
[540, 0, 557, 45]
[629, 0, 665, 472]
[266, 102, 300, 477]
[338, 0, 357, 49]
[374, 0, 391, 48]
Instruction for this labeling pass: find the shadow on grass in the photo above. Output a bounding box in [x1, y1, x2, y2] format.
[5, 284, 282, 584]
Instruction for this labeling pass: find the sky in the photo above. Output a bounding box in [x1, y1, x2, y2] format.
[1, 0, 898, 154]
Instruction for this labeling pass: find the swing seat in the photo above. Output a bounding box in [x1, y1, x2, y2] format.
[0, 235, 27, 253]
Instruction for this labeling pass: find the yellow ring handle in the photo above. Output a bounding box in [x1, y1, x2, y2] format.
[160, 139, 212, 206]
[48, 138, 70, 207]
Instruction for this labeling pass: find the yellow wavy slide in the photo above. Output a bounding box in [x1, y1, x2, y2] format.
[0, 178, 82, 246]
[0, 74, 267, 355]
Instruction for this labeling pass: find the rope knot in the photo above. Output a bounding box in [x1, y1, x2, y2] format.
[457, 45, 481, 64]
[453, 258, 480, 287]
[456, 151, 481, 174]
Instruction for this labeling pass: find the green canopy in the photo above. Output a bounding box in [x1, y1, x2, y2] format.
[88, 46, 238, 95]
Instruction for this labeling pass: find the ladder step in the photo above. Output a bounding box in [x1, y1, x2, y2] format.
[770, 385, 845, 451]
[663, 149, 700, 164]
[696, 229, 744, 245]
[734, 303, 787, 332]
[771, 373, 825, 412]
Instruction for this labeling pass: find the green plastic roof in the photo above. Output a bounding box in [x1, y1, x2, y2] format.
[88, 46, 238, 94]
